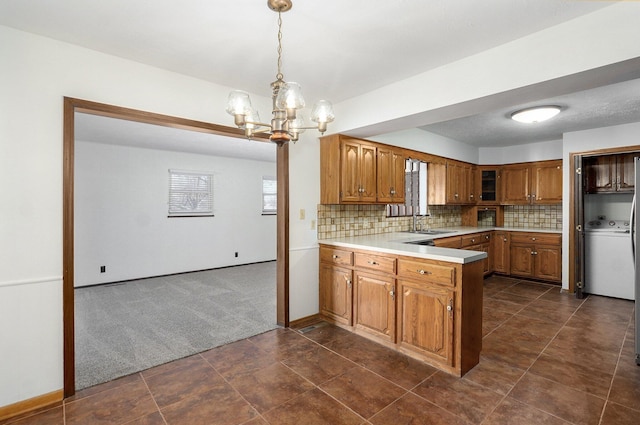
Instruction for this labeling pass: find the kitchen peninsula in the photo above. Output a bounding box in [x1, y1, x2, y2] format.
[318, 230, 487, 377]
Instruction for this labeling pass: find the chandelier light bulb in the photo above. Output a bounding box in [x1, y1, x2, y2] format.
[225, 90, 252, 116]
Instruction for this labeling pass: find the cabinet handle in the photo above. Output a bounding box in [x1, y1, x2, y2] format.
[532, 237, 536, 241]
[485, 235, 490, 240]
[454, 193, 459, 198]
[344, 276, 351, 287]
[332, 254, 339, 259]
[368, 260, 379, 266]
[390, 189, 396, 195]
[503, 238, 507, 242]
[390, 288, 395, 300]
[416, 269, 432, 275]
[470, 194, 474, 199]
[447, 298, 453, 318]
[471, 238, 476, 243]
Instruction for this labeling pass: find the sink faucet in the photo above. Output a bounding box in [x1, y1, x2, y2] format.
[412, 213, 422, 232]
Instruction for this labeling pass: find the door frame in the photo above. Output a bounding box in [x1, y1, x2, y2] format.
[568, 144, 640, 294]
[63, 97, 289, 397]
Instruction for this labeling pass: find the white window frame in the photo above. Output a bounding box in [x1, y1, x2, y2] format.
[262, 176, 277, 215]
[168, 169, 214, 217]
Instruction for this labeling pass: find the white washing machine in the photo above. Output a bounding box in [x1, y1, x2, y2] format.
[584, 218, 635, 300]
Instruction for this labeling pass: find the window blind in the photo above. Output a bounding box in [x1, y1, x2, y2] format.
[168, 169, 213, 217]
[262, 176, 277, 214]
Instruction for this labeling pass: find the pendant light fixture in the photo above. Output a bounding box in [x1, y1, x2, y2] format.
[226, 0, 334, 145]
[511, 106, 561, 124]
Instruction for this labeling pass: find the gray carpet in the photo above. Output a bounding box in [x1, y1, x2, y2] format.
[74, 261, 278, 390]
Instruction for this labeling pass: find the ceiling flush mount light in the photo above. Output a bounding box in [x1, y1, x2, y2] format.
[226, 0, 334, 145]
[510, 106, 561, 124]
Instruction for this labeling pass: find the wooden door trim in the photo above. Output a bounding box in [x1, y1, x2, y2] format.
[63, 97, 286, 398]
[568, 144, 640, 294]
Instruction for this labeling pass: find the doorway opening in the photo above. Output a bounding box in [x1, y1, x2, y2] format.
[63, 97, 290, 397]
[569, 145, 640, 297]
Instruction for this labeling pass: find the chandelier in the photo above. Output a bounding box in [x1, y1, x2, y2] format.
[225, 0, 334, 145]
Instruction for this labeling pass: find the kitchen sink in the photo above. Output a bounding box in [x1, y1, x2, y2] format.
[403, 239, 436, 246]
[405, 229, 456, 235]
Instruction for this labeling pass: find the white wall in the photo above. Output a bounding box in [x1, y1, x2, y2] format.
[0, 25, 274, 407]
[371, 129, 479, 164]
[562, 121, 640, 290]
[74, 141, 276, 286]
[479, 140, 563, 164]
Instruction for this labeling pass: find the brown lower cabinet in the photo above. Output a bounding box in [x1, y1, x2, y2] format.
[319, 244, 483, 377]
[509, 232, 562, 282]
[436, 230, 561, 283]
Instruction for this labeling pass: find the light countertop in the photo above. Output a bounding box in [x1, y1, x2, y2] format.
[318, 226, 561, 265]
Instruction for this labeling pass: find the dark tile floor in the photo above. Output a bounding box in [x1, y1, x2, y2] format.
[3, 276, 638, 425]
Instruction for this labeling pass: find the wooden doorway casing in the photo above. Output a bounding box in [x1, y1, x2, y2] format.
[63, 97, 289, 397]
[568, 144, 640, 294]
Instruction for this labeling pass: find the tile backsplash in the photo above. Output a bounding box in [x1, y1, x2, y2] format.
[317, 204, 562, 240]
[503, 205, 562, 230]
[317, 204, 462, 240]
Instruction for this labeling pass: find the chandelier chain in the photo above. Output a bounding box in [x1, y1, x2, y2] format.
[276, 11, 284, 81]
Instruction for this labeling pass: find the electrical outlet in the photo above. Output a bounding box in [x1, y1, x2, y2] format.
[100, 266, 106, 273]
[311, 219, 316, 230]
[299, 209, 305, 220]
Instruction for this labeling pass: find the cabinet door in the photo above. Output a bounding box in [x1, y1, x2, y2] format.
[376, 148, 393, 202]
[319, 264, 353, 326]
[446, 163, 474, 204]
[585, 156, 615, 193]
[376, 148, 405, 203]
[392, 151, 406, 203]
[354, 271, 396, 342]
[533, 161, 562, 203]
[617, 153, 635, 193]
[340, 141, 361, 202]
[397, 280, 454, 366]
[510, 244, 535, 278]
[446, 163, 462, 203]
[534, 245, 562, 282]
[360, 144, 377, 202]
[463, 165, 476, 203]
[478, 168, 499, 204]
[501, 166, 530, 204]
[492, 232, 510, 274]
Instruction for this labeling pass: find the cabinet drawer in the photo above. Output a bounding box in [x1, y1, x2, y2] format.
[461, 233, 491, 248]
[320, 246, 354, 266]
[397, 259, 456, 287]
[434, 236, 461, 248]
[354, 252, 396, 274]
[510, 233, 560, 245]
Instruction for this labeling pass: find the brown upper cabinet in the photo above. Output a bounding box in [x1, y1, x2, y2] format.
[501, 160, 562, 205]
[476, 166, 501, 204]
[428, 161, 476, 205]
[377, 147, 406, 203]
[584, 153, 635, 194]
[320, 134, 405, 204]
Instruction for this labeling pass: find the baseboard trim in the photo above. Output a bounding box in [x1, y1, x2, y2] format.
[0, 389, 63, 422]
[289, 314, 322, 329]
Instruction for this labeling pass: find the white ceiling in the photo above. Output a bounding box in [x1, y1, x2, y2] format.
[2, 0, 639, 151]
